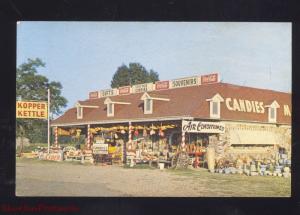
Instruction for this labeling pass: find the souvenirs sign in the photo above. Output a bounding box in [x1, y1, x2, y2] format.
[182, 120, 225, 133]
[170, 76, 198, 89]
[16, 101, 48, 119]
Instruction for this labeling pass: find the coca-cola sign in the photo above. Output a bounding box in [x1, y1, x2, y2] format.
[201, 73, 219, 85]
[89, 91, 99, 99]
[155, 81, 169, 90]
[119, 86, 131, 95]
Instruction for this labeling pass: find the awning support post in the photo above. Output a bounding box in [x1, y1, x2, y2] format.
[54, 126, 58, 148]
[87, 124, 91, 149]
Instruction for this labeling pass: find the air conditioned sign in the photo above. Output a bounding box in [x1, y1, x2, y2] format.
[16, 101, 48, 119]
[182, 120, 225, 133]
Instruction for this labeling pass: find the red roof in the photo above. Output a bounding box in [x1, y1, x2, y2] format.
[52, 83, 291, 126]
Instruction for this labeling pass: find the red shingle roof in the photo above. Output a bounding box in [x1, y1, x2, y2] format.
[52, 83, 291, 126]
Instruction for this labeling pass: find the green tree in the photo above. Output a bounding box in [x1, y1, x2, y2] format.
[111, 63, 159, 88]
[16, 58, 68, 143]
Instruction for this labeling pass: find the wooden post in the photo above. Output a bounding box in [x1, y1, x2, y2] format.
[47, 88, 50, 153]
[128, 122, 132, 143]
[181, 131, 186, 150]
[54, 126, 58, 148]
[87, 124, 90, 149]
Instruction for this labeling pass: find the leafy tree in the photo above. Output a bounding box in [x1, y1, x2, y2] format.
[111, 63, 159, 88]
[16, 58, 68, 143]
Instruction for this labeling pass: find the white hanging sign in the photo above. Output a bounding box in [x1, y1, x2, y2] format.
[182, 120, 225, 133]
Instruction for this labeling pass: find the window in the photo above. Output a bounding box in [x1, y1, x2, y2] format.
[108, 103, 113, 114]
[270, 108, 275, 119]
[206, 93, 224, 119]
[107, 103, 114, 117]
[140, 92, 169, 115]
[212, 102, 218, 115]
[267, 100, 279, 123]
[146, 99, 151, 111]
[268, 107, 276, 123]
[210, 101, 220, 118]
[77, 106, 83, 119]
[144, 98, 153, 114]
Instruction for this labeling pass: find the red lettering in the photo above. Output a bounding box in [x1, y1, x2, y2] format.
[17, 111, 23, 116]
[41, 111, 45, 118]
[33, 103, 37, 109]
[201, 74, 218, 84]
[23, 103, 27, 108]
[119, 87, 130, 94]
[17, 102, 23, 108]
[23, 111, 27, 117]
[28, 103, 32, 109]
[41, 104, 45, 109]
[155, 81, 169, 90]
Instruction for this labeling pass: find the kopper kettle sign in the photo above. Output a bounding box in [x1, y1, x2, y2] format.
[182, 120, 225, 133]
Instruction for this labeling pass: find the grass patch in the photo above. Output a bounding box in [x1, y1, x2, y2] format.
[168, 168, 291, 197]
[16, 143, 79, 153]
[123, 163, 155, 170]
[16, 157, 90, 166]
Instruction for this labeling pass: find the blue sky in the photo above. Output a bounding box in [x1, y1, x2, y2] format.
[17, 22, 291, 114]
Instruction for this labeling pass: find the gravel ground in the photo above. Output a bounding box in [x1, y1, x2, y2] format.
[16, 158, 291, 197]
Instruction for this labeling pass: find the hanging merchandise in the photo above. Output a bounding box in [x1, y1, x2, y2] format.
[149, 124, 155, 135]
[121, 129, 126, 134]
[159, 129, 164, 137]
[143, 126, 148, 137]
[134, 129, 139, 137]
[58, 128, 70, 136]
[150, 129, 155, 135]
[159, 123, 165, 137]
[114, 133, 119, 139]
[76, 129, 81, 137]
[69, 128, 76, 135]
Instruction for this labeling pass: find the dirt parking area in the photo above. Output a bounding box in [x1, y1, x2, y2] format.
[16, 158, 291, 197]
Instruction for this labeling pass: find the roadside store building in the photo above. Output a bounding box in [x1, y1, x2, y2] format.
[51, 73, 291, 165]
